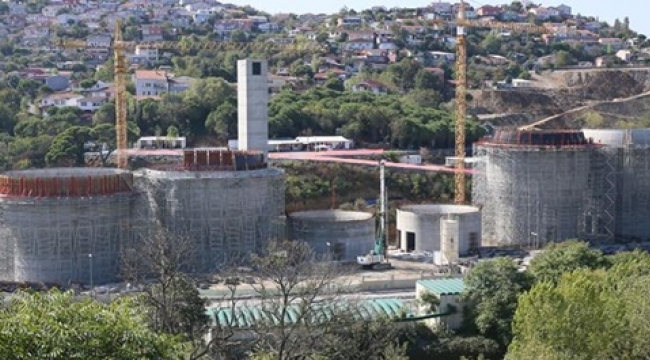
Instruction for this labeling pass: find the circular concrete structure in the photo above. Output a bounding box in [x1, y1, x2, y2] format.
[396, 204, 481, 254]
[0, 168, 135, 284]
[134, 149, 285, 272]
[288, 210, 375, 261]
[582, 129, 650, 241]
[472, 130, 593, 247]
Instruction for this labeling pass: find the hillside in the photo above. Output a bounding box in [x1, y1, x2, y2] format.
[472, 69, 650, 128]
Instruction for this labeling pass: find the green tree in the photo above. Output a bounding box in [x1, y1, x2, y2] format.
[527, 241, 609, 284]
[462, 257, 533, 347]
[508, 259, 650, 360]
[45, 126, 93, 166]
[0, 291, 185, 359]
[554, 50, 574, 67]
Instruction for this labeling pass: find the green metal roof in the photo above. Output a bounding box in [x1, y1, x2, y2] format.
[207, 298, 411, 329]
[417, 278, 465, 296]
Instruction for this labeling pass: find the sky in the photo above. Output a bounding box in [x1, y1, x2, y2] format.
[226, 0, 649, 36]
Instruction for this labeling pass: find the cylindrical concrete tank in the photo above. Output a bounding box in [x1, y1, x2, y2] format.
[287, 210, 375, 261]
[582, 128, 650, 241]
[0, 168, 135, 284]
[134, 164, 285, 273]
[472, 129, 593, 247]
[396, 204, 481, 255]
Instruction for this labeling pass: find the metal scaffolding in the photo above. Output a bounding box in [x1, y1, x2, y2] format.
[471, 130, 600, 248]
[0, 169, 135, 284]
[134, 166, 286, 273]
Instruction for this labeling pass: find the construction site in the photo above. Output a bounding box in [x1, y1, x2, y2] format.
[4, 11, 650, 286]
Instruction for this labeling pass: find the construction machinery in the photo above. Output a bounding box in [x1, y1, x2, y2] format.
[357, 160, 392, 270]
[428, 2, 548, 204]
[56, 22, 323, 169]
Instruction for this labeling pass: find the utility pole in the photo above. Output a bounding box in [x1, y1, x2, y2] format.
[379, 160, 387, 258]
[88, 253, 94, 296]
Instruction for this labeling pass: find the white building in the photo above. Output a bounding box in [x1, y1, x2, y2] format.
[133, 70, 193, 97]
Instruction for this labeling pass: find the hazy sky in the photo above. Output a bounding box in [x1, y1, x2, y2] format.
[227, 1, 649, 36]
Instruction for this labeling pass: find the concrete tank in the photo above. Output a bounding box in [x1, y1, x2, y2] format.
[134, 149, 285, 272]
[287, 210, 375, 261]
[582, 128, 650, 241]
[472, 129, 593, 247]
[396, 204, 481, 255]
[0, 168, 135, 284]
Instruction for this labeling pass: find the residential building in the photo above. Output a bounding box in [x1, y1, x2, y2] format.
[351, 79, 389, 94]
[135, 46, 159, 62]
[141, 24, 163, 41]
[616, 49, 633, 62]
[338, 16, 362, 27]
[133, 70, 171, 97]
[76, 96, 107, 111]
[344, 38, 374, 51]
[477, 5, 501, 17]
[556, 4, 572, 17]
[599, 37, 624, 51]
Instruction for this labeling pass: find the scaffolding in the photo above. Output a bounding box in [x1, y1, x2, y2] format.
[583, 129, 650, 241]
[134, 150, 285, 273]
[0, 168, 135, 285]
[472, 130, 600, 248]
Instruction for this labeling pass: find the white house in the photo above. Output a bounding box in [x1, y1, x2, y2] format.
[133, 70, 171, 96]
[416, 278, 465, 331]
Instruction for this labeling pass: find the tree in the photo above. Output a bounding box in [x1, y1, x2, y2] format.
[45, 126, 93, 166]
[462, 257, 533, 348]
[507, 257, 650, 360]
[554, 50, 574, 67]
[211, 239, 407, 360]
[527, 241, 609, 284]
[0, 291, 185, 359]
[121, 227, 210, 360]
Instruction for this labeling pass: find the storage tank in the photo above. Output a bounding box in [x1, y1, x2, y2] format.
[472, 129, 594, 247]
[582, 128, 650, 241]
[396, 204, 481, 255]
[134, 149, 285, 273]
[287, 210, 375, 261]
[0, 168, 135, 284]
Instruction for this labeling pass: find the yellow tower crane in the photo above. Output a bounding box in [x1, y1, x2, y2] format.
[427, 2, 548, 204]
[57, 22, 324, 169]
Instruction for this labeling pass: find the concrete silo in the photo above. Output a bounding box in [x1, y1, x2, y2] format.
[472, 129, 595, 247]
[0, 168, 135, 284]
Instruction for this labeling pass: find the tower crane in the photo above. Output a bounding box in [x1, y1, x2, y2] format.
[427, 2, 548, 204]
[56, 22, 324, 169]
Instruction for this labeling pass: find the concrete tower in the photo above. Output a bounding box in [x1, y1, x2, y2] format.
[237, 59, 269, 154]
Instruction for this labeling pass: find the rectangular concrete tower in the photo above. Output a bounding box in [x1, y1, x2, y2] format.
[237, 59, 269, 154]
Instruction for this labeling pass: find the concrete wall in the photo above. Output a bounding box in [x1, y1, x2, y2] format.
[0, 195, 135, 284]
[396, 205, 481, 255]
[237, 59, 269, 154]
[288, 210, 375, 261]
[134, 168, 285, 273]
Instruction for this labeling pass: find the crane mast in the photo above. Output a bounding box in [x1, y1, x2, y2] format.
[454, 1, 468, 204]
[114, 21, 128, 169]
